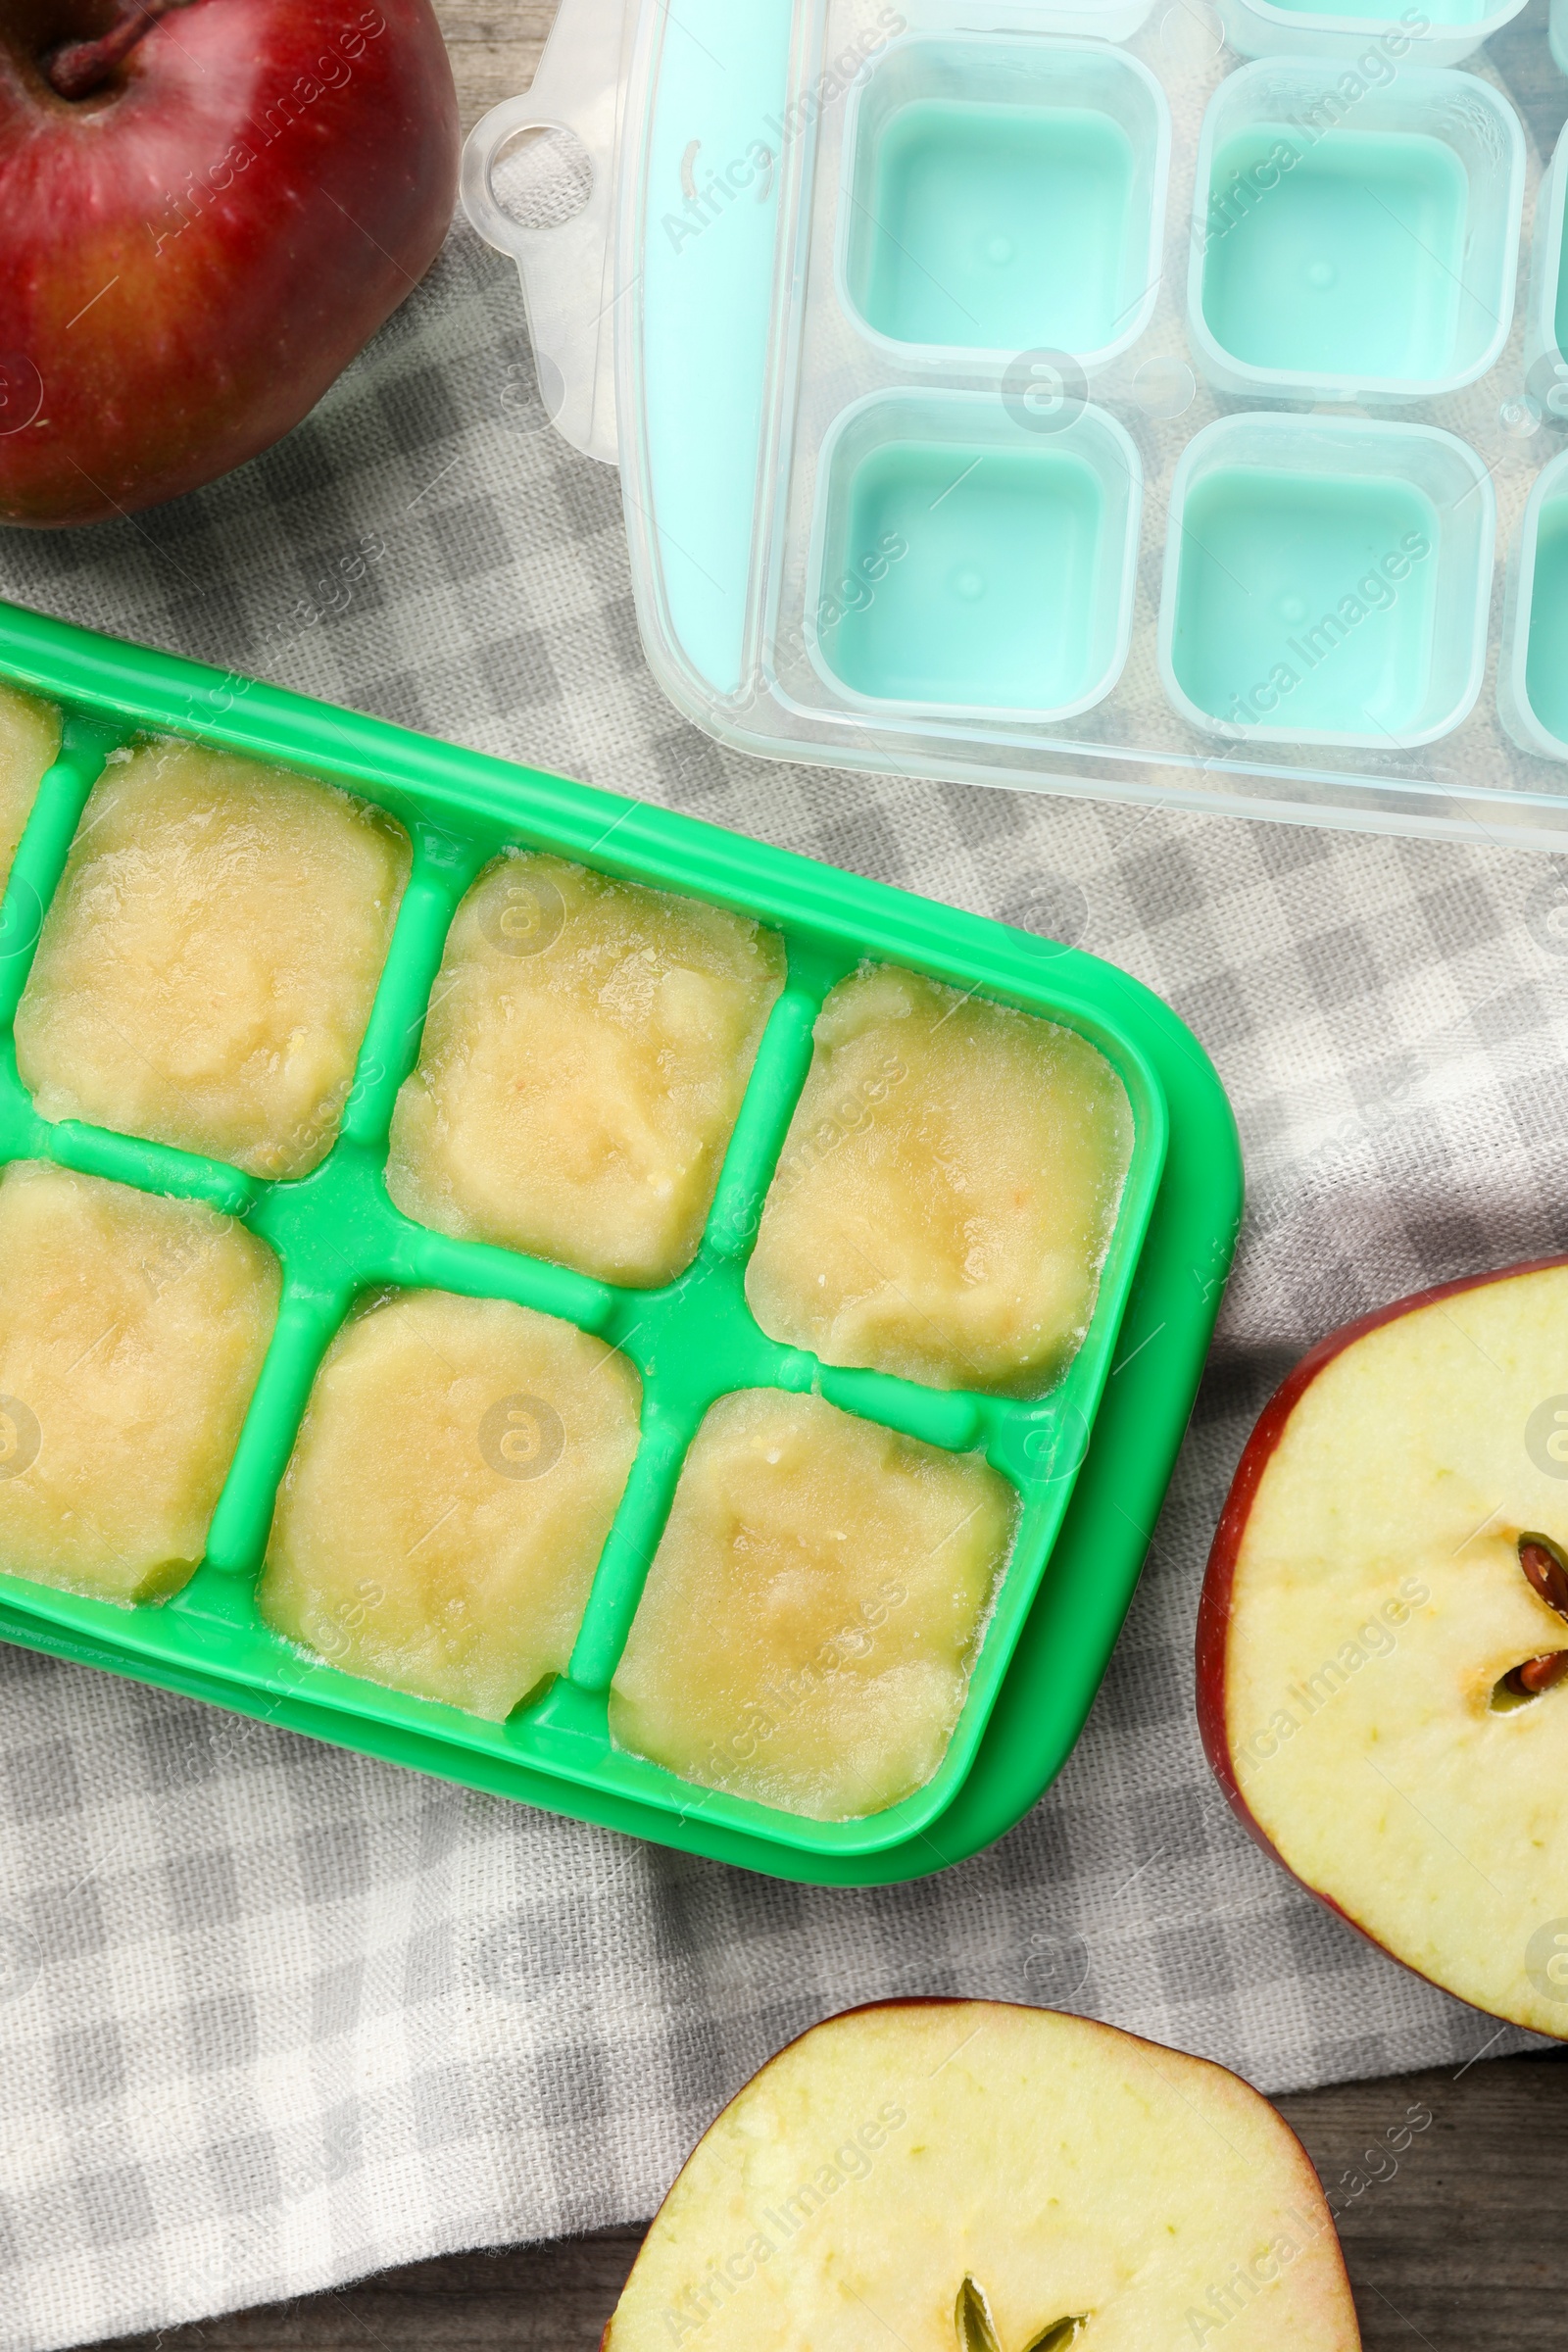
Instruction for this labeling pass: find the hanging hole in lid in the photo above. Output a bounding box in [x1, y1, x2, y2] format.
[489, 123, 593, 232]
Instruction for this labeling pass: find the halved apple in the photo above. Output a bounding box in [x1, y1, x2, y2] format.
[605, 2000, 1359, 2352]
[1199, 1258, 1568, 2037]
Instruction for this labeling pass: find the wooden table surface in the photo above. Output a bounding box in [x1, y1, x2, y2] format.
[70, 7, 1568, 2344]
[78, 2049, 1568, 2350]
[428, 0, 559, 131]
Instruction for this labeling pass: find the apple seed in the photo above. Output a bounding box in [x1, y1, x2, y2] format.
[955, 2280, 1088, 2352]
[1517, 1536, 1568, 1621]
[1023, 2323, 1089, 2352]
[1501, 1651, 1568, 1699]
[956, 2277, 1002, 2352]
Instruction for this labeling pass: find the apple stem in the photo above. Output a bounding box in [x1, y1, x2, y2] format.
[43, 0, 195, 100]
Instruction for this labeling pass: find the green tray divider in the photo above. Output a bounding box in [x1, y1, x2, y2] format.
[566, 1403, 694, 1694]
[0, 715, 125, 1027]
[394, 1218, 618, 1331]
[201, 1286, 346, 1576]
[338, 820, 494, 1153]
[524, 1675, 615, 1754]
[567, 1253, 814, 1691]
[564, 950, 845, 1693]
[703, 938, 855, 1265]
[177, 817, 491, 1589]
[0, 1039, 48, 1163]
[46, 1119, 263, 1218]
[987, 1392, 1093, 1492]
[813, 1363, 988, 1453]
[248, 1144, 398, 1292]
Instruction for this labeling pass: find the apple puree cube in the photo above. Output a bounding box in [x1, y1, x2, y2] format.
[747, 965, 1134, 1396]
[0, 1161, 279, 1603]
[609, 1389, 1017, 1820]
[386, 853, 786, 1287]
[15, 737, 409, 1178]
[0, 683, 59, 887]
[260, 1290, 642, 1720]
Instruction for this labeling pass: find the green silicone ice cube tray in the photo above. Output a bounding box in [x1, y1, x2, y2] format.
[0, 598, 1241, 1885]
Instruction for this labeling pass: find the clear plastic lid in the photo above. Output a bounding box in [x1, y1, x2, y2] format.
[466, 0, 1568, 847]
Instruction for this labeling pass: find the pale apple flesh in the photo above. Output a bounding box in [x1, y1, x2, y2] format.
[1199, 1258, 1568, 2038]
[606, 2000, 1361, 2352]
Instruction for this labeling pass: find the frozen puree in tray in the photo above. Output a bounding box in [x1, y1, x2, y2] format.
[0, 683, 59, 888]
[0, 1161, 279, 1603]
[610, 1388, 1017, 1821]
[261, 1290, 642, 1719]
[16, 736, 409, 1178]
[387, 852, 786, 1287]
[746, 965, 1134, 1395]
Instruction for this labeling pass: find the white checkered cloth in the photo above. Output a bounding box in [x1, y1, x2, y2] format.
[0, 207, 1558, 2352]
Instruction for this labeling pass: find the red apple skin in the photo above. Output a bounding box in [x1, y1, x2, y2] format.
[1197, 1252, 1568, 2034]
[0, 0, 460, 525]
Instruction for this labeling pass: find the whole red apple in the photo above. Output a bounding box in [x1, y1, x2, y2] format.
[0, 0, 460, 525]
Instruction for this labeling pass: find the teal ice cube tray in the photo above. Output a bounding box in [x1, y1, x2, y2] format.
[466, 0, 1568, 845]
[0, 599, 1241, 1885]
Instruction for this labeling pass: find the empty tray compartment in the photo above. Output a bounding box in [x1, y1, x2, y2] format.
[838, 32, 1170, 369]
[1189, 60, 1524, 404]
[806, 389, 1142, 722]
[1158, 412, 1495, 749]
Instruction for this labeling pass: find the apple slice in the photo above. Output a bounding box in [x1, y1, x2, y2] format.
[606, 2000, 1359, 2352]
[1199, 1258, 1568, 2038]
